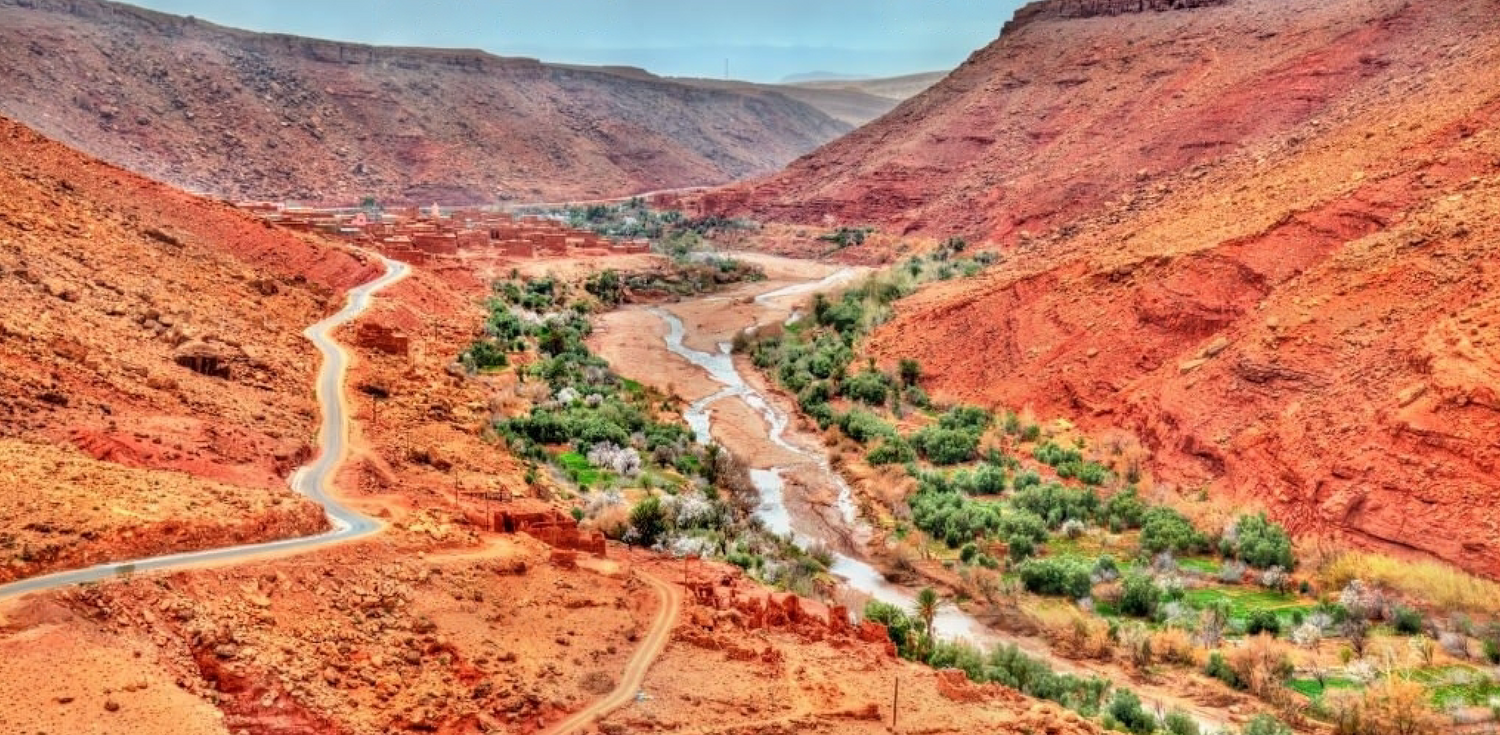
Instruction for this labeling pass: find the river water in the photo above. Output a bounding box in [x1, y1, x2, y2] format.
[652, 300, 998, 643]
[641, 265, 1234, 731]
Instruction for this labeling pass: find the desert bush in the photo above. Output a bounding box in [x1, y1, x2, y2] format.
[1227, 634, 1294, 698]
[1199, 600, 1231, 648]
[1218, 559, 1249, 584]
[1038, 609, 1114, 660]
[1318, 551, 1500, 615]
[1061, 518, 1087, 539]
[1440, 631, 1469, 659]
[1327, 677, 1443, 735]
[1259, 565, 1291, 593]
[1151, 627, 1197, 666]
[590, 504, 631, 540]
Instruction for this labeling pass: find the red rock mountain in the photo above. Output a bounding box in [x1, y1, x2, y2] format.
[718, 0, 1500, 577]
[0, 0, 851, 205]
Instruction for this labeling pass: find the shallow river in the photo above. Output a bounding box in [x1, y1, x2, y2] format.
[652, 289, 998, 642]
[635, 264, 1230, 731]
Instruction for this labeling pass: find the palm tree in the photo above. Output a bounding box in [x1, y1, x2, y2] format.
[913, 587, 943, 658]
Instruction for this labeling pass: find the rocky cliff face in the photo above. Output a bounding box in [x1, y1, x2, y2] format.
[719, 0, 1500, 578]
[0, 0, 851, 204]
[1004, 0, 1231, 33]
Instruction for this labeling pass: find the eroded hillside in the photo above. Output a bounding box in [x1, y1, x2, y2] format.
[0, 115, 379, 577]
[0, 0, 851, 205]
[703, 0, 1476, 243]
[797, 0, 1500, 576]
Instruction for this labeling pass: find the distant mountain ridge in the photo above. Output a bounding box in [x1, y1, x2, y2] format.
[0, 0, 852, 204]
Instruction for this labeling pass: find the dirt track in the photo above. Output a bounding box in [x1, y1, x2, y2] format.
[542, 565, 682, 734]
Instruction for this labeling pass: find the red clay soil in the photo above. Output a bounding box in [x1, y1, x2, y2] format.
[846, 0, 1500, 577]
[699, 0, 1483, 246]
[0, 0, 850, 205]
[0, 114, 379, 577]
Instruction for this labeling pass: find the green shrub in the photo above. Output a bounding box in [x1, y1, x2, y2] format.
[898, 358, 921, 386]
[1241, 715, 1293, 735]
[1008, 535, 1036, 561]
[1392, 606, 1423, 635]
[1106, 689, 1158, 735]
[999, 510, 1049, 546]
[864, 600, 917, 655]
[1012, 483, 1100, 528]
[843, 369, 892, 406]
[1102, 487, 1147, 529]
[1205, 651, 1240, 689]
[1033, 441, 1083, 468]
[628, 496, 668, 547]
[910, 426, 979, 465]
[1246, 609, 1282, 637]
[938, 405, 993, 433]
[970, 463, 1008, 495]
[1139, 506, 1204, 555]
[1119, 573, 1161, 617]
[837, 409, 895, 444]
[1163, 710, 1200, 735]
[867, 438, 916, 465]
[1017, 558, 1093, 599]
[461, 339, 508, 371]
[960, 542, 980, 564]
[1231, 513, 1295, 570]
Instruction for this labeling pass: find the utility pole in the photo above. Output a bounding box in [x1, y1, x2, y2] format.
[891, 675, 899, 731]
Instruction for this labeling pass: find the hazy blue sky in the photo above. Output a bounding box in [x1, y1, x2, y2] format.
[128, 0, 1029, 82]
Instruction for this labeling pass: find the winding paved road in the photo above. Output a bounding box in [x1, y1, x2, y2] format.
[0, 253, 411, 601]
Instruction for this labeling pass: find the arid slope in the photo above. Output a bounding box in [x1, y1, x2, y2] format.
[841, 0, 1500, 575]
[704, 0, 1465, 242]
[0, 0, 851, 205]
[0, 115, 383, 578]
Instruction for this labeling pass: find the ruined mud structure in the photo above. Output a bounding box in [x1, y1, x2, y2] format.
[238, 202, 652, 266]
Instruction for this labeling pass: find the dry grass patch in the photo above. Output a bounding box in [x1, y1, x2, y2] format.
[1316, 549, 1500, 615]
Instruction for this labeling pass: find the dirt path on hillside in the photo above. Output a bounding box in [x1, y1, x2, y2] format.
[541, 565, 681, 735]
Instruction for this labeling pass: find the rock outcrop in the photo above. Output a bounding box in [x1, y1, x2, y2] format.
[1004, 0, 1231, 34]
